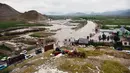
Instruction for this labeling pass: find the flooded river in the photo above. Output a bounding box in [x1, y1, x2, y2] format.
[48, 20, 96, 46]
[8, 20, 96, 46]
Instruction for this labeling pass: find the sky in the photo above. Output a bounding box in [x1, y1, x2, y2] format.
[0, 0, 130, 14]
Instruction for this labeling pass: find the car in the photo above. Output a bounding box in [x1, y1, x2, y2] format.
[35, 49, 42, 54]
[0, 64, 7, 70]
[1, 57, 7, 61]
[122, 50, 130, 54]
[25, 54, 33, 59]
[125, 51, 130, 54]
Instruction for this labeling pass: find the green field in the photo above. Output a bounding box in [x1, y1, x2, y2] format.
[0, 45, 11, 59]
[0, 54, 7, 60]
[78, 16, 130, 25]
[0, 45, 12, 51]
[49, 15, 130, 26]
[78, 16, 130, 29]
[30, 32, 56, 38]
[0, 21, 47, 29]
[94, 18, 130, 25]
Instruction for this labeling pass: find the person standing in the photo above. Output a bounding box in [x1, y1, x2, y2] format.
[87, 36, 89, 40]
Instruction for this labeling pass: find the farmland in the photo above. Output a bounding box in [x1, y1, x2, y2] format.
[0, 21, 48, 30]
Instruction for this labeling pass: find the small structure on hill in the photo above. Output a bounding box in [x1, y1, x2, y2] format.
[78, 38, 89, 45]
[35, 38, 54, 54]
[73, 38, 89, 46]
[44, 44, 54, 52]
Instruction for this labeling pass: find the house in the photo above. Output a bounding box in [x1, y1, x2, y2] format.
[78, 38, 89, 45]
[100, 26, 130, 37]
[122, 50, 130, 54]
[44, 44, 54, 52]
[121, 37, 130, 46]
[63, 38, 75, 46]
[113, 27, 130, 36]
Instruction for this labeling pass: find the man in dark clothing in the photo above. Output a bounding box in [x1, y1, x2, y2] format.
[87, 36, 89, 40]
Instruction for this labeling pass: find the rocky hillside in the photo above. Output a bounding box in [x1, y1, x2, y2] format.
[0, 3, 20, 21]
[20, 10, 48, 22]
[1, 46, 130, 73]
[0, 3, 48, 22]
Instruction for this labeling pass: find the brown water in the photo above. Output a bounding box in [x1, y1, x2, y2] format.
[9, 20, 96, 46]
[48, 20, 96, 46]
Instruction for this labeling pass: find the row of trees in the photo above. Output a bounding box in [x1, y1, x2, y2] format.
[98, 32, 120, 42]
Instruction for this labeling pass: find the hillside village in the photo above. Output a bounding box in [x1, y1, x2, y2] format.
[0, 2, 130, 73]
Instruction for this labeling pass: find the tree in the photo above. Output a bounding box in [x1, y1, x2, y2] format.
[116, 31, 119, 36]
[125, 31, 128, 36]
[113, 35, 120, 43]
[98, 35, 102, 42]
[102, 33, 106, 42]
[107, 36, 110, 41]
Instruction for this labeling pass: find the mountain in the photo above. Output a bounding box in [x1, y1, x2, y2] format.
[100, 9, 130, 16]
[20, 10, 48, 22]
[0, 3, 20, 21]
[0, 3, 48, 22]
[66, 12, 87, 16]
[58, 9, 130, 16]
[46, 12, 65, 15]
[87, 9, 130, 16]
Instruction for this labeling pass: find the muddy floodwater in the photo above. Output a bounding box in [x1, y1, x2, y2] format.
[8, 20, 96, 46]
[48, 20, 96, 46]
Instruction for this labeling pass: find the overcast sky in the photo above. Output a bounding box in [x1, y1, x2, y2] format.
[0, 0, 130, 14]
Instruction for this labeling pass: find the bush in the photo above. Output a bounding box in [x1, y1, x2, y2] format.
[88, 42, 112, 47]
[102, 60, 130, 73]
[105, 51, 130, 59]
